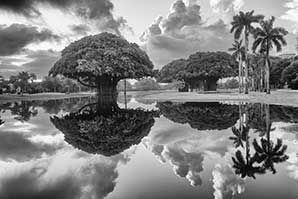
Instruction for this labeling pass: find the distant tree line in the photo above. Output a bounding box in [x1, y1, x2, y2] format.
[0, 72, 91, 94]
[0, 72, 179, 95]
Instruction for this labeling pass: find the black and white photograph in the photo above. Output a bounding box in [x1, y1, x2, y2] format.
[0, 0, 298, 198]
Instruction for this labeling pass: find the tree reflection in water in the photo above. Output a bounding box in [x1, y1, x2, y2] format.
[157, 102, 239, 130]
[0, 97, 95, 123]
[1, 101, 38, 122]
[51, 97, 159, 156]
[231, 103, 289, 179]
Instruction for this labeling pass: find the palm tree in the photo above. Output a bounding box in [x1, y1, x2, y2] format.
[229, 40, 245, 93]
[231, 11, 264, 94]
[29, 73, 37, 83]
[252, 16, 288, 94]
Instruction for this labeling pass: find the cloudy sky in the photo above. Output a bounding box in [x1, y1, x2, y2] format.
[0, 0, 297, 78]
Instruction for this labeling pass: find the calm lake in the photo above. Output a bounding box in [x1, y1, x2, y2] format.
[0, 95, 298, 199]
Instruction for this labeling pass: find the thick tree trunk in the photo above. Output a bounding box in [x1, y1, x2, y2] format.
[97, 76, 118, 97]
[205, 78, 217, 91]
[95, 76, 119, 114]
[96, 95, 119, 115]
[179, 83, 189, 92]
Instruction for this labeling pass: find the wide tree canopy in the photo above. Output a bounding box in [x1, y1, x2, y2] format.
[158, 52, 236, 91]
[49, 32, 155, 96]
[157, 59, 188, 83]
[187, 51, 236, 80]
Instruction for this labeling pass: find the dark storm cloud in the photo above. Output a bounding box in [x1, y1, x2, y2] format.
[22, 50, 60, 78]
[0, 24, 60, 56]
[0, 130, 63, 162]
[0, 0, 128, 35]
[0, 170, 81, 199]
[0, 50, 60, 78]
[69, 24, 90, 35]
[0, 0, 40, 17]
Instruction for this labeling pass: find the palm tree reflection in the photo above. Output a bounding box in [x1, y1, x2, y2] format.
[0, 117, 4, 126]
[253, 137, 288, 174]
[229, 125, 249, 148]
[231, 103, 289, 179]
[232, 150, 265, 179]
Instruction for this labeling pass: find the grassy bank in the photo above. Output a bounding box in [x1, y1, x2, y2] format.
[1, 90, 298, 107]
[0, 92, 95, 103]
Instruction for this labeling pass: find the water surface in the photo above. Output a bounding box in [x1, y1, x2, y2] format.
[0, 96, 298, 199]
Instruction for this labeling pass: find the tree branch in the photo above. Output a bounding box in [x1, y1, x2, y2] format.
[77, 77, 97, 88]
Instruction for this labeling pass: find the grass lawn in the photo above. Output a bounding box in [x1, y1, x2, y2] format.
[1, 90, 298, 107]
[137, 89, 298, 107]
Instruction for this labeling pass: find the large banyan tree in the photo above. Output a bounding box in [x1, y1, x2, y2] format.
[49, 32, 155, 98]
[158, 59, 188, 83]
[51, 101, 159, 156]
[157, 102, 239, 131]
[187, 51, 236, 91]
[158, 59, 200, 92]
[158, 52, 236, 91]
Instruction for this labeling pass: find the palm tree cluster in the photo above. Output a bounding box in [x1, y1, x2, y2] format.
[230, 11, 288, 94]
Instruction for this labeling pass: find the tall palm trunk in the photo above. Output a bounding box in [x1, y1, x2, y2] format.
[265, 49, 270, 94]
[244, 29, 249, 94]
[260, 67, 264, 92]
[238, 55, 243, 93]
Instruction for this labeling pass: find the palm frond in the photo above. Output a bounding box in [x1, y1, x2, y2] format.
[272, 38, 282, 52]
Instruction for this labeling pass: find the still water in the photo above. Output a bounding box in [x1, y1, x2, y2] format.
[0, 96, 298, 199]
